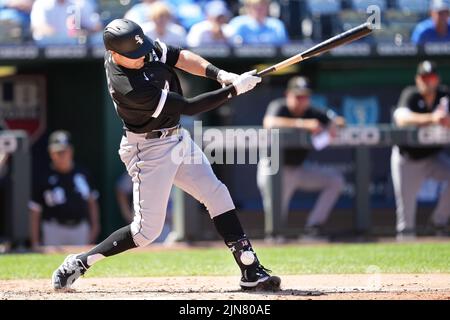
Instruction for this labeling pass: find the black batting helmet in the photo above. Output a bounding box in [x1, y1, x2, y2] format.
[103, 19, 153, 59]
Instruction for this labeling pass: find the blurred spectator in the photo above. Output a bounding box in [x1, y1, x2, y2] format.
[141, 1, 186, 46]
[257, 77, 345, 240]
[30, 0, 102, 45]
[411, 0, 450, 44]
[115, 172, 172, 243]
[124, 0, 158, 26]
[167, 0, 204, 30]
[229, 0, 288, 45]
[0, 0, 34, 40]
[29, 130, 100, 249]
[392, 60, 450, 240]
[186, 0, 234, 47]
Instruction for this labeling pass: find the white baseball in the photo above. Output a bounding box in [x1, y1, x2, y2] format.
[240, 251, 255, 265]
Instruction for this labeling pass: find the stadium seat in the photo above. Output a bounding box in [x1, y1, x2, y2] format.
[279, 0, 307, 40]
[396, 0, 430, 14]
[352, 0, 387, 12]
[306, 0, 342, 40]
[307, 0, 341, 15]
[0, 19, 24, 44]
[342, 96, 380, 125]
[338, 10, 375, 43]
[384, 7, 425, 43]
[339, 10, 369, 29]
[97, 0, 136, 25]
[372, 22, 406, 43]
[167, 0, 204, 30]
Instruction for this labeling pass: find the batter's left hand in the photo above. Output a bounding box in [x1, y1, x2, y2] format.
[217, 70, 239, 86]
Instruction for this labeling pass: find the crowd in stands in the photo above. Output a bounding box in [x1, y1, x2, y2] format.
[0, 0, 450, 47]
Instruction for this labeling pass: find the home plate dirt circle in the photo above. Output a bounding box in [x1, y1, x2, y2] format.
[1, 274, 449, 300]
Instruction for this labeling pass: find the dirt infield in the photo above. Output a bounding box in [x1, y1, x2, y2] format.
[1, 274, 449, 300]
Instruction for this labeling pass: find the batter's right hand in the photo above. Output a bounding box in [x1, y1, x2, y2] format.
[232, 70, 261, 95]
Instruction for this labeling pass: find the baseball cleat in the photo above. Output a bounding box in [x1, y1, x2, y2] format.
[240, 265, 281, 291]
[52, 254, 87, 290]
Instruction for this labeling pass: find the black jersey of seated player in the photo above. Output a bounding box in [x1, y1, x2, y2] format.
[104, 40, 184, 133]
[265, 98, 332, 166]
[31, 165, 95, 225]
[395, 85, 450, 160]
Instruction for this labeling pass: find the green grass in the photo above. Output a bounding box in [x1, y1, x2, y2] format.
[0, 242, 449, 280]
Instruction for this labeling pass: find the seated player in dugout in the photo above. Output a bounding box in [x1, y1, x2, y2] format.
[391, 60, 450, 240]
[51, 19, 281, 292]
[29, 130, 100, 250]
[258, 76, 345, 240]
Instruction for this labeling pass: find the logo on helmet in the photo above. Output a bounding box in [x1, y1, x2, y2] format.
[135, 35, 144, 45]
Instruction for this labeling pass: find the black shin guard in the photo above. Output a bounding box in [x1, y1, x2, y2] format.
[77, 225, 137, 268]
[213, 210, 259, 272]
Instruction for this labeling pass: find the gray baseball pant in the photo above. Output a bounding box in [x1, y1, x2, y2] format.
[391, 146, 450, 233]
[42, 220, 90, 246]
[119, 128, 235, 247]
[257, 160, 344, 227]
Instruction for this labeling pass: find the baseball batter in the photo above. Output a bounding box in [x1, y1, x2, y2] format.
[52, 19, 281, 291]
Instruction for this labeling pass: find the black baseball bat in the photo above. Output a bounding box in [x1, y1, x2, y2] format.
[257, 22, 373, 77]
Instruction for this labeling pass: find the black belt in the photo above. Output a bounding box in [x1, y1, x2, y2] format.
[123, 125, 181, 139]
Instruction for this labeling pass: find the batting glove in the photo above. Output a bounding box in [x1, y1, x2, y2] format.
[217, 70, 240, 86]
[232, 70, 261, 96]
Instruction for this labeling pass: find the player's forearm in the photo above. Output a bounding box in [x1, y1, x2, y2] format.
[175, 50, 212, 77]
[169, 85, 236, 116]
[264, 116, 316, 130]
[263, 116, 298, 129]
[396, 112, 435, 127]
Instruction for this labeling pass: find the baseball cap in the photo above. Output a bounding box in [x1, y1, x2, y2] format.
[417, 60, 438, 76]
[205, 0, 230, 18]
[48, 130, 72, 152]
[287, 76, 312, 95]
[103, 19, 154, 59]
[430, 0, 449, 12]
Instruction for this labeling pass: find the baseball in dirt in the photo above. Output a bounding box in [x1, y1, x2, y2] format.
[240, 251, 255, 265]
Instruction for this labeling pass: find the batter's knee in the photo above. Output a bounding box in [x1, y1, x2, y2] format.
[204, 182, 235, 218]
[330, 173, 345, 191]
[130, 219, 165, 247]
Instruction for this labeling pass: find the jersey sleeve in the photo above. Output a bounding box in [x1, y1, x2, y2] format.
[393, 87, 415, 124]
[153, 39, 182, 67]
[158, 85, 235, 117]
[397, 87, 415, 110]
[265, 99, 287, 117]
[127, 82, 234, 118]
[310, 108, 332, 125]
[77, 167, 100, 200]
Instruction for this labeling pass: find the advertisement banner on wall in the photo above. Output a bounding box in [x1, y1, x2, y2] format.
[0, 75, 47, 143]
